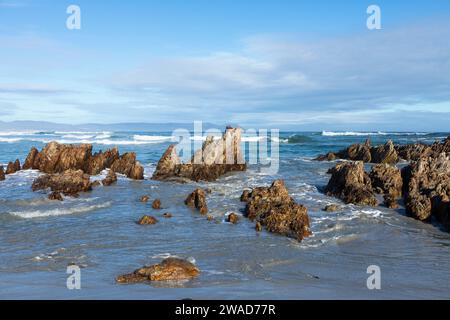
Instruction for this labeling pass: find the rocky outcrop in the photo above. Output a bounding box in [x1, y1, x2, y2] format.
[116, 258, 200, 283]
[403, 153, 450, 225]
[241, 180, 312, 241]
[152, 127, 246, 182]
[102, 170, 117, 186]
[325, 161, 377, 206]
[369, 164, 402, 198]
[0, 166, 5, 181]
[23, 142, 143, 180]
[185, 189, 208, 214]
[316, 137, 450, 163]
[323, 204, 340, 212]
[371, 140, 398, 164]
[6, 159, 21, 174]
[137, 215, 158, 225]
[48, 191, 63, 201]
[31, 169, 92, 197]
[110, 152, 144, 180]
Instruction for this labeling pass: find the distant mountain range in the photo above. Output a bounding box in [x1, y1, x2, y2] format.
[0, 121, 227, 132]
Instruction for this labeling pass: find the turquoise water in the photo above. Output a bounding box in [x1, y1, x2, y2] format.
[0, 130, 449, 299]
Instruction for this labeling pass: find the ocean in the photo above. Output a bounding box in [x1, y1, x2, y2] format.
[0, 130, 449, 299]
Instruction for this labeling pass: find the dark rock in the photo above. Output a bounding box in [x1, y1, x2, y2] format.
[140, 195, 150, 203]
[185, 189, 208, 214]
[241, 180, 312, 241]
[102, 170, 117, 186]
[116, 258, 200, 283]
[48, 192, 63, 201]
[152, 199, 161, 209]
[255, 221, 262, 232]
[6, 159, 21, 174]
[22, 147, 39, 170]
[346, 140, 372, 162]
[163, 212, 173, 218]
[23, 142, 143, 180]
[371, 140, 398, 164]
[369, 164, 402, 198]
[137, 215, 158, 225]
[240, 190, 251, 202]
[384, 194, 399, 209]
[110, 152, 144, 180]
[0, 166, 5, 181]
[403, 153, 450, 223]
[152, 127, 246, 182]
[226, 213, 239, 224]
[31, 169, 92, 196]
[91, 181, 101, 187]
[325, 161, 377, 206]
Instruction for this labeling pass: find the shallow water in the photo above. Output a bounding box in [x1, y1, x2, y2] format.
[0, 130, 449, 299]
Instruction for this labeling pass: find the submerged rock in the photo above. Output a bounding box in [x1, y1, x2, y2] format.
[325, 161, 377, 206]
[241, 180, 312, 241]
[31, 169, 92, 197]
[152, 127, 246, 182]
[163, 212, 173, 218]
[102, 170, 117, 186]
[23, 142, 143, 180]
[6, 159, 21, 174]
[116, 258, 200, 283]
[137, 215, 158, 225]
[140, 195, 150, 203]
[152, 199, 161, 209]
[323, 204, 340, 212]
[226, 212, 239, 224]
[185, 189, 208, 214]
[0, 166, 5, 181]
[48, 192, 63, 201]
[384, 194, 399, 209]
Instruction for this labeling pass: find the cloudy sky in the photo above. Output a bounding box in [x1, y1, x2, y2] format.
[1, 0, 450, 130]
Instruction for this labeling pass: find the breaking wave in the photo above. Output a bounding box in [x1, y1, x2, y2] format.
[9, 202, 112, 219]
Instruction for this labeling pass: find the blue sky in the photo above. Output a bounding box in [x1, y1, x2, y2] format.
[1, 0, 450, 130]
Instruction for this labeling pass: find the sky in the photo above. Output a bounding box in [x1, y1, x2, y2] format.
[1, 0, 450, 130]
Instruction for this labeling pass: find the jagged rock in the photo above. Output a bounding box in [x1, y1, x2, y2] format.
[403, 153, 450, 224]
[325, 161, 377, 206]
[0, 166, 5, 181]
[152, 199, 161, 209]
[185, 189, 208, 214]
[140, 195, 150, 203]
[395, 144, 432, 162]
[241, 180, 312, 241]
[371, 140, 398, 164]
[102, 170, 117, 186]
[323, 204, 340, 212]
[315, 152, 337, 161]
[48, 192, 63, 201]
[346, 140, 372, 162]
[255, 221, 262, 232]
[369, 164, 402, 198]
[86, 148, 119, 175]
[116, 258, 200, 283]
[23, 142, 143, 180]
[152, 127, 246, 182]
[6, 159, 21, 174]
[32, 169, 92, 197]
[137, 215, 158, 225]
[22, 147, 39, 170]
[226, 213, 239, 224]
[111, 152, 144, 180]
[91, 181, 101, 187]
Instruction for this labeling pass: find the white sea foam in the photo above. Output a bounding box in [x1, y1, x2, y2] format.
[322, 131, 428, 137]
[133, 135, 174, 142]
[9, 202, 112, 219]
